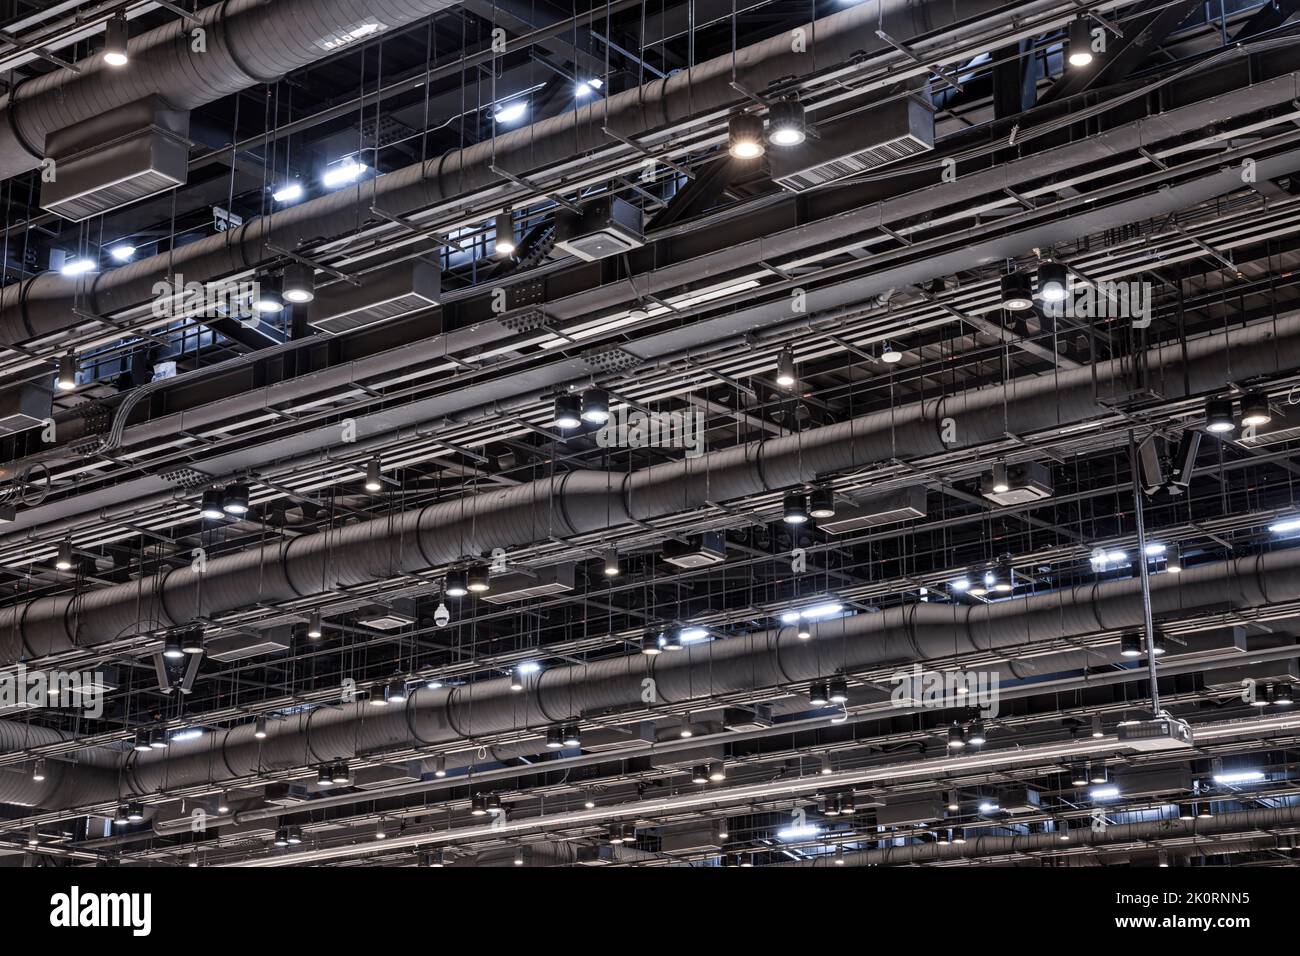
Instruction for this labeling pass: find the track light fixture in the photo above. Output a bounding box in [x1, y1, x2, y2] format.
[691, 765, 710, 784]
[272, 826, 290, 847]
[1240, 390, 1272, 427]
[1000, 272, 1034, 311]
[603, 549, 620, 577]
[991, 557, 1014, 593]
[767, 98, 806, 146]
[162, 635, 185, 660]
[809, 681, 830, 707]
[580, 387, 610, 424]
[509, 668, 525, 692]
[1090, 764, 1109, 785]
[808, 487, 836, 519]
[199, 489, 225, 520]
[641, 631, 663, 655]
[967, 721, 987, 746]
[56, 352, 77, 391]
[1166, 545, 1184, 574]
[31, 758, 46, 782]
[562, 725, 580, 748]
[708, 760, 727, 782]
[727, 112, 765, 159]
[282, 262, 315, 303]
[317, 765, 334, 785]
[1273, 683, 1294, 706]
[661, 629, 683, 652]
[364, 458, 382, 493]
[471, 793, 490, 816]
[445, 568, 469, 598]
[546, 726, 564, 749]
[385, 680, 408, 704]
[251, 274, 285, 313]
[828, 676, 849, 704]
[947, 723, 966, 748]
[54, 538, 73, 571]
[1204, 397, 1236, 434]
[1068, 17, 1094, 68]
[1037, 262, 1069, 303]
[221, 481, 250, 515]
[149, 730, 167, 750]
[554, 393, 582, 429]
[180, 628, 205, 655]
[126, 802, 145, 823]
[776, 347, 797, 387]
[104, 14, 129, 67]
[467, 563, 491, 593]
[306, 611, 323, 640]
[1120, 631, 1143, 657]
[783, 491, 809, 525]
[495, 211, 516, 256]
[433, 756, 447, 777]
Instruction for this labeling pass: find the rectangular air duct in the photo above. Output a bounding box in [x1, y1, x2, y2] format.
[206, 628, 292, 662]
[877, 795, 945, 827]
[770, 96, 934, 192]
[41, 97, 189, 221]
[819, 487, 927, 534]
[554, 195, 644, 260]
[307, 260, 441, 335]
[0, 383, 51, 436]
[482, 564, 575, 604]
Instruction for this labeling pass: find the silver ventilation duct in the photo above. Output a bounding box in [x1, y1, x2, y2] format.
[0, 0, 1072, 346]
[0, 0, 462, 186]
[8, 543, 1300, 811]
[1, 311, 1297, 669]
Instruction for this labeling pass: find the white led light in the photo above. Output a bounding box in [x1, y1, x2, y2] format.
[1269, 517, 1300, 533]
[517, 661, 541, 675]
[273, 182, 304, 203]
[60, 258, 97, 277]
[321, 160, 367, 188]
[1089, 785, 1120, 800]
[1212, 770, 1264, 784]
[494, 101, 528, 123]
[108, 244, 136, 263]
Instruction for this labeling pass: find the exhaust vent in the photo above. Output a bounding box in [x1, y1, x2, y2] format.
[770, 97, 934, 192]
[662, 532, 726, 568]
[40, 98, 189, 221]
[307, 260, 441, 335]
[554, 196, 644, 261]
[356, 610, 415, 631]
[819, 487, 927, 534]
[482, 564, 575, 604]
[0, 383, 52, 435]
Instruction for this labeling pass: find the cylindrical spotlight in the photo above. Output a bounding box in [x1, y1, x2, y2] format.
[562, 725, 581, 748]
[767, 98, 806, 146]
[1205, 397, 1236, 434]
[56, 352, 77, 391]
[554, 394, 582, 429]
[306, 611, 323, 640]
[162, 635, 185, 660]
[1037, 262, 1069, 303]
[471, 793, 490, 816]
[221, 482, 250, 515]
[104, 14, 129, 67]
[776, 347, 797, 387]
[809, 681, 830, 707]
[727, 113, 765, 159]
[641, 631, 663, 655]
[1000, 272, 1034, 311]
[1090, 764, 1108, 785]
[1120, 631, 1143, 657]
[808, 488, 836, 519]
[433, 756, 447, 777]
[967, 721, 987, 746]
[828, 676, 849, 704]
[181, 629, 205, 655]
[580, 388, 610, 424]
[1068, 17, 1094, 68]
[364, 458, 382, 493]
[708, 760, 727, 782]
[495, 212, 517, 257]
[1166, 545, 1184, 574]
[467, 563, 491, 593]
[603, 549, 620, 577]
[199, 489, 225, 521]
[691, 765, 710, 785]
[445, 568, 469, 598]
[545, 726, 564, 749]
[783, 491, 809, 525]
[254, 716, 268, 739]
[1240, 391, 1272, 427]
[251, 274, 285, 313]
[54, 539, 74, 571]
[947, 723, 966, 748]
[282, 262, 315, 303]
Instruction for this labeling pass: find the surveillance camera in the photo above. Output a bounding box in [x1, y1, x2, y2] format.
[434, 603, 450, 628]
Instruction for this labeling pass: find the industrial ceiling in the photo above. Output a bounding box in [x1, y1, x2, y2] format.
[0, 0, 1297, 879]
